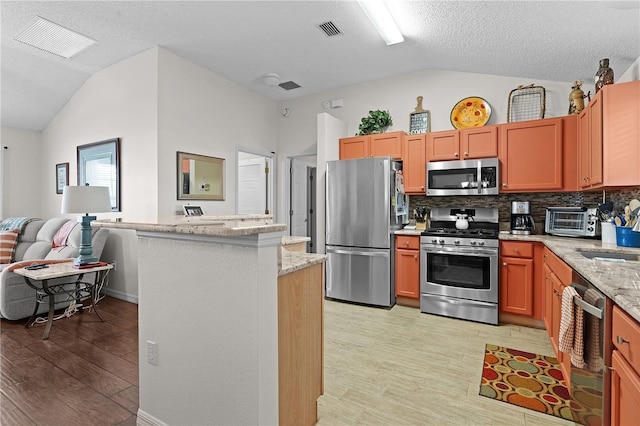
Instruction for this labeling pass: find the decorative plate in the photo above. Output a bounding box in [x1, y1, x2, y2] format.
[450, 97, 492, 129]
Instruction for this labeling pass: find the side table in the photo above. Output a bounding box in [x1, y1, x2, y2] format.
[14, 262, 113, 339]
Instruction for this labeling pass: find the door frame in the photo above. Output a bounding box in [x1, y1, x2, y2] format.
[283, 152, 316, 243]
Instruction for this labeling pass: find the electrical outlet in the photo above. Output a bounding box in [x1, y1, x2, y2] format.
[147, 340, 157, 365]
[111, 260, 117, 271]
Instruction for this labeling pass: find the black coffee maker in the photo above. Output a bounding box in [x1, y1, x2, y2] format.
[510, 201, 536, 235]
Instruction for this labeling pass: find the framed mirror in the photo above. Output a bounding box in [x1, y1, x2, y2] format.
[77, 138, 120, 211]
[177, 151, 225, 200]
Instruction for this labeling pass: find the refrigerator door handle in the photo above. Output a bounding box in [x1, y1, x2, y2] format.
[327, 248, 388, 257]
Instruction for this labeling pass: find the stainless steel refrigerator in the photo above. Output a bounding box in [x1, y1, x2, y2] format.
[325, 157, 408, 307]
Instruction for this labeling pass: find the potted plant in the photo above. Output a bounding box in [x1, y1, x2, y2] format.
[356, 110, 393, 136]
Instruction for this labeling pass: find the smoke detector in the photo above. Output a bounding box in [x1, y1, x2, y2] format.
[263, 73, 280, 87]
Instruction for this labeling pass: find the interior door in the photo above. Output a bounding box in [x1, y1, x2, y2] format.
[237, 158, 266, 214]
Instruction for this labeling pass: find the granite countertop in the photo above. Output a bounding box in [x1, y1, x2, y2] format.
[500, 232, 640, 323]
[395, 229, 424, 236]
[94, 216, 286, 236]
[282, 235, 311, 246]
[279, 251, 327, 277]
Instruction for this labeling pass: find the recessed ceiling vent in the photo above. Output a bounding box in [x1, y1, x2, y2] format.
[13, 16, 98, 59]
[279, 81, 301, 91]
[318, 21, 343, 37]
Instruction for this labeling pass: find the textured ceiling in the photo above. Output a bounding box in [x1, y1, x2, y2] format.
[2, 1, 639, 132]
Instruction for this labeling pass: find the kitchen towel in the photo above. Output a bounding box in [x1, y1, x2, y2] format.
[583, 288, 604, 372]
[558, 285, 586, 369]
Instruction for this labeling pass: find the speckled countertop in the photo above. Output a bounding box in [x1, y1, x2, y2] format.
[94, 216, 286, 236]
[279, 251, 327, 277]
[500, 233, 640, 323]
[282, 235, 311, 246]
[394, 229, 424, 236]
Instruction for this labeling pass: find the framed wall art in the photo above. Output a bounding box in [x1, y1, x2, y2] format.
[77, 138, 120, 211]
[409, 96, 431, 134]
[56, 162, 69, 194]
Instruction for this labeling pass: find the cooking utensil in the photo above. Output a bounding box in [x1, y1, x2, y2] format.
[615, 216, 623, 226]
[629, 199, 640, 212]
[624, 205, 631, 224]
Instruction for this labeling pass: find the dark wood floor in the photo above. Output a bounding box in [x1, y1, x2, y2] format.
[1, 296, 139, 426]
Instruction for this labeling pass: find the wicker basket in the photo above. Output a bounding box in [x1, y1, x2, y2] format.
[507, 84, 546, 122]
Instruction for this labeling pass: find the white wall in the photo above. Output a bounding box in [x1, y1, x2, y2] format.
[619, 56, 640, 82]
[157, 48, 278, 218]
[0, 127, 42, 217]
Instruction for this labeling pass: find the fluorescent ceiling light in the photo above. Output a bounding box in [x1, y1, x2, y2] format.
[14, 16, 98, 59]
[357, 0, 404, 46]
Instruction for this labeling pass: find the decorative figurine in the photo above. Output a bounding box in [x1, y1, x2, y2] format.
[595, 58, 614, 93]
[568, 80, 588, 115]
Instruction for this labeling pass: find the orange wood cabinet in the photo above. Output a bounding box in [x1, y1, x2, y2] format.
[603, 80, 640, 187]
[395, 235, 420, 299]
[500, 241, 534, 316]
[278, 263, 324, 425]
[403, 133, 426, 193]
[426, 126, 498, 162]
[578, 88, 604, 189]
[499, 116, 578, 192]
[611, 306, 640, 426]
[339, 131, 403, 160]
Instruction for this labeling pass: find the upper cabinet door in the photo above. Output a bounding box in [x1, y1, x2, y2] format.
[461, 125, 498, 159]
[403, 133, 426, 194]
[426, 130, 460, 161]
[339, 136, 369, 160]
[370, 131, 403, 159]
[499, 118, 564, 192]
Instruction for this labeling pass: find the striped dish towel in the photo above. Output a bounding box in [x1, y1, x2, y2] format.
[558, 285, 586, 368]
[584, 289, 604, 372]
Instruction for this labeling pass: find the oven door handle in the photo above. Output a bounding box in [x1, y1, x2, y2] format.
[434, 297, 497, 308]
[423, 247, 497, 257]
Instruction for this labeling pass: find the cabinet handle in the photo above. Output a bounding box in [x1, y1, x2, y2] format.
[464, 151, 468, 156]
[454, 152, 459, 157]
[502, 262, 507, 266]
[405, 241, 409, 246]
[502, 183, 507, 187]
[414, 255, 418, 260]
[617, 336, 629, 344]
[514, 248, 520, 252]
[421, 186, 424, 190]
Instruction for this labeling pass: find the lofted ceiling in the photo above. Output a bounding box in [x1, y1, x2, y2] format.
[1, 0, 639, 132]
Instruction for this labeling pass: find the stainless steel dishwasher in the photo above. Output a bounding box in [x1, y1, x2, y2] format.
[570, 271, 612, 426]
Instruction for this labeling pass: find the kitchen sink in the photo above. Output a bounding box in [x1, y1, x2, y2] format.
[576, 249, 640, 262]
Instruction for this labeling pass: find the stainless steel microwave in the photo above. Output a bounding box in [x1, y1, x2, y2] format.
[545, 207, 601, 237]
[426, 158, 499, 196]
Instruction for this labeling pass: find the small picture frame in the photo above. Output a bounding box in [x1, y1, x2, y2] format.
[56, 162, 69, 194]
[183, 205, 205, 216]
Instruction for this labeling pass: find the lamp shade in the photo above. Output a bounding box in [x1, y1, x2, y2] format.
[61, 186, 112, 214]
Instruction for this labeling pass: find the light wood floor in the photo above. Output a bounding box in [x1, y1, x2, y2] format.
[317, 300, 575, 426]
[2, 297, 575, 425]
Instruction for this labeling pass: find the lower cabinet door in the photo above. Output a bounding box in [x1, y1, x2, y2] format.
[611, 350, 640, 426]
[395, 248, 419, 299]
[499, 256, 533, 315]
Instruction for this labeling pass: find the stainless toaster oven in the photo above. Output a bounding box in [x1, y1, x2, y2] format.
[545, 207, 600, 237]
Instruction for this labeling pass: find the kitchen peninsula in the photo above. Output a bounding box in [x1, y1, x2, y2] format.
[94, 216, 326, 426]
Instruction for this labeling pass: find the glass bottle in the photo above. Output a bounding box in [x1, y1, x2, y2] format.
[595, 58, 614, 93]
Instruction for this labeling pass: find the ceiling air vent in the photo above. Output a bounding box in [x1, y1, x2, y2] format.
[13, 16, 98, 59]
[318, 21, 343, 37]
[279, 81, 301, 91]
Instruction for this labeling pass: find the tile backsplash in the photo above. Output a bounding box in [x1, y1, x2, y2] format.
[409, 188, 640, 234]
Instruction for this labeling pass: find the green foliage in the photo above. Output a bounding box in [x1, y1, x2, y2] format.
[356, 110, 393, 136]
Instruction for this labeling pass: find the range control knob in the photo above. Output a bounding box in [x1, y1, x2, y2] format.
[439, 239, 445, 244]
[470, 241, 477, 246]
[454, 240, 460, 245]
[478, 241, 485, 246]
[431, 239, 438, 244]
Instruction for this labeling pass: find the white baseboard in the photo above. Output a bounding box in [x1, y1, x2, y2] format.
[136, 409, 167, 426]
[102, 288, 138, 304]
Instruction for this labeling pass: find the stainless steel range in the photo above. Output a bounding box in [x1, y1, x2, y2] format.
[420, 207, 499, 325]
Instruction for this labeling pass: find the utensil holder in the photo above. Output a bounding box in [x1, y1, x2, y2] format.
[601, 222, 617, 244]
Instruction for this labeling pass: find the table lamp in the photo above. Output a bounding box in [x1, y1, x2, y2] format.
[61, 185, 111, 266]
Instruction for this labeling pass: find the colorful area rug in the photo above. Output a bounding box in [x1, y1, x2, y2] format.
[479, 344, 574, 421]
